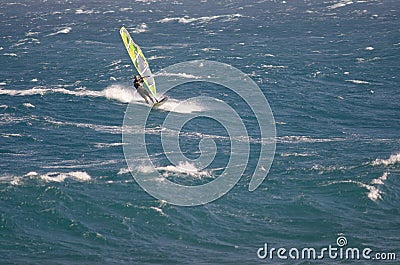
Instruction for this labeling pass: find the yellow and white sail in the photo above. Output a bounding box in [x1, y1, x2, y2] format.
[120, 26, 156, 97]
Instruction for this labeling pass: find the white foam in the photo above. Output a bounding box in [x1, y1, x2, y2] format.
[148, 55, 169, 61]
[0, 81, 6, 86]
[46, 27, 72, 37]
[0, 87, 101, 97]
[150, 206, 167, 217]
[157, 161, 210, 179]
[371, 172, 389, 185]
[157, 98, 205, 113]
[327, 1, 354, 10]
[2, 133, 22, 138]
[157, 14, 243, 24]
[39, 171, 91, 182]
[26, 171, 38, 177]
[23, 102, 35, 108]
[25, 31, 39, 37]
[277, 135, 343, 143]
[201, 47, 221, 52]
[326, 180, 383, 201]
[261, 64, 288, 69]
[103, 84, 139, 103]
[131, 23, 148, 34]
[0, 84, 204, 113]
[346, 79, 370, 84]
[3, 53, 17, 57]
[75, 9, 94, 14]
[135, 161, 210, 179]
[365, 46, 374, 51]
[5, 171, 91, 186]
[155, 72, 203, 79]
[44, 116, 122, 134]
[372, 153, 400, 166]
[120, 7, 132, 11]
[117, 168, 130, 175]
[280, 152, 313, 157]
[95, 142, 124, 148]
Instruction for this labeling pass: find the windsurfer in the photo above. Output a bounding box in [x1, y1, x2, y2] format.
[134, 75, 158, 104]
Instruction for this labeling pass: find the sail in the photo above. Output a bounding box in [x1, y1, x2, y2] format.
[120, 26, 156, 97]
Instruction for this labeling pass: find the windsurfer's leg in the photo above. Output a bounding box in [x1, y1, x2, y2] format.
[137, 88, 150, 104]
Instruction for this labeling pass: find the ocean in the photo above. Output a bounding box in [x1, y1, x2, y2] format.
[1, 0, 399, 264]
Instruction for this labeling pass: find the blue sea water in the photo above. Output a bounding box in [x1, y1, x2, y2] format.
[1, 0, 400, 264]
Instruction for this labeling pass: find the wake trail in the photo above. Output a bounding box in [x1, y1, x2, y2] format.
[0, 84, 205, 114]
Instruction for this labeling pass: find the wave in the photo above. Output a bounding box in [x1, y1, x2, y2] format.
[280, 152, 314, 157]
[276, 136, 345, 143]
[46, 27, 72, 37]
[136, 161, 211, 179]
[0, 84, 136, 103]
[323, 171, 389, 202]
[3, 171, 92, 186]
[23, 102, 35, 108]
[0, 87, 103, 97]
[43, 116, 122, 134]
[346, 79, 370, 85]
[94, 142, 124, 148]
[131, 23, 148, 34]
[75, 9, 95, 15]
[372, 153, 400, 166]
[324, 179, 383, 202]
[157, 13, 243, 24]
[155, 72, 203, 79]
[327, 1, 354, 10]
[3, 53, 17, 57]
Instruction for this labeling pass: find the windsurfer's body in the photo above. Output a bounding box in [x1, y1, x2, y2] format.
[134, 75, 158, 104]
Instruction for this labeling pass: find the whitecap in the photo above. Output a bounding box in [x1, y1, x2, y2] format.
[95, 142, 124, 148]
[372, 153, 400, 166]
[157, 13, 243, 24]
[23, 102, 35, 108]
[371, 172, 389, 185]
[201, 47, 221, 52]
[131, 23, 148, 34]
[135, 161, 210, 179]
[75, 9, 94, 14]
[3, 53, 17, 57]
[346, 79, 370, 84]
[43, 116, 122, 134]
[277, 135, 344, 143]
[39, 171, 91, 182]
[327, 1, 354, 10]
[2, 133, 22, 138]
[5, 171, 91, 186]
[117, 168, 130, 175]
[324, 180, 383, 202]
[155, 72, 202, 79]
[157, 161, 211, 179]
[46, 27, 72, 37]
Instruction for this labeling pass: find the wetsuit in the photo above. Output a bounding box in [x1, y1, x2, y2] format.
[134, 77, 155, 104]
